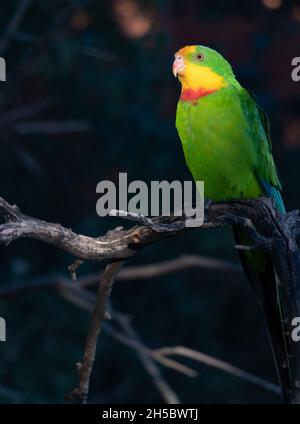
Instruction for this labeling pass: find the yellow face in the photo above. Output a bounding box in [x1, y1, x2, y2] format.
[173, 45, 227, 92]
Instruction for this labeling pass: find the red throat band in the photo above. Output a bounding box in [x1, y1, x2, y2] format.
[180, 87, 217, 102]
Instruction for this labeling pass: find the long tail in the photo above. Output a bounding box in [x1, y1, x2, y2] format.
[233, 188, 292, 403]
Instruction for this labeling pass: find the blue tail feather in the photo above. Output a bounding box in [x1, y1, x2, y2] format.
[260, 179, 285, 213]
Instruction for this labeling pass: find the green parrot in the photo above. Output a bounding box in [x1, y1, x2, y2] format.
[173, 45, 291, 402]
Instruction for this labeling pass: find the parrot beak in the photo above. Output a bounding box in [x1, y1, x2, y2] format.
[173, 55, 185, 78]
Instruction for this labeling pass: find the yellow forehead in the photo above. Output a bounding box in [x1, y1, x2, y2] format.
[176, 45, 196, 57]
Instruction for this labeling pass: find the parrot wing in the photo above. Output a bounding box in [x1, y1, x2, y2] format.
[239, 88, 285, 212]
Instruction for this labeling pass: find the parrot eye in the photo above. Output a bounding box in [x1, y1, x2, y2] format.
[195, 53, 204, 61]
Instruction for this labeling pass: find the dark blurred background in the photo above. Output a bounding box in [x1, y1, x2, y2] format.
[0, 0, 300, 404]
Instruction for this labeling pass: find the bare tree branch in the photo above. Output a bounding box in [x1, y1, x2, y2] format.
[155, 346, 280, 395]
[114, 311, 181, 404]
[117, 254, 241, 279]
[0, 254, 241, 297]
[0, 196, 281, 262]
[60, 284, 281, 397]
[65, 262, 124, 403]
[14, 120, 92, 135]
[0, 0, 33, 55]
[60, 284, 198, 378]
[0, 97, 58, 123]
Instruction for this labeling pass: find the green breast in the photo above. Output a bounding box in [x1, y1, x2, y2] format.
[176, 86, 262, 201]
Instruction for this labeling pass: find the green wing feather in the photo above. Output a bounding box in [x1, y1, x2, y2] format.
[240, 89, 285, 212]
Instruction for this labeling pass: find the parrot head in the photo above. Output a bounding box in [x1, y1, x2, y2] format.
[173, 45, 235, 101]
